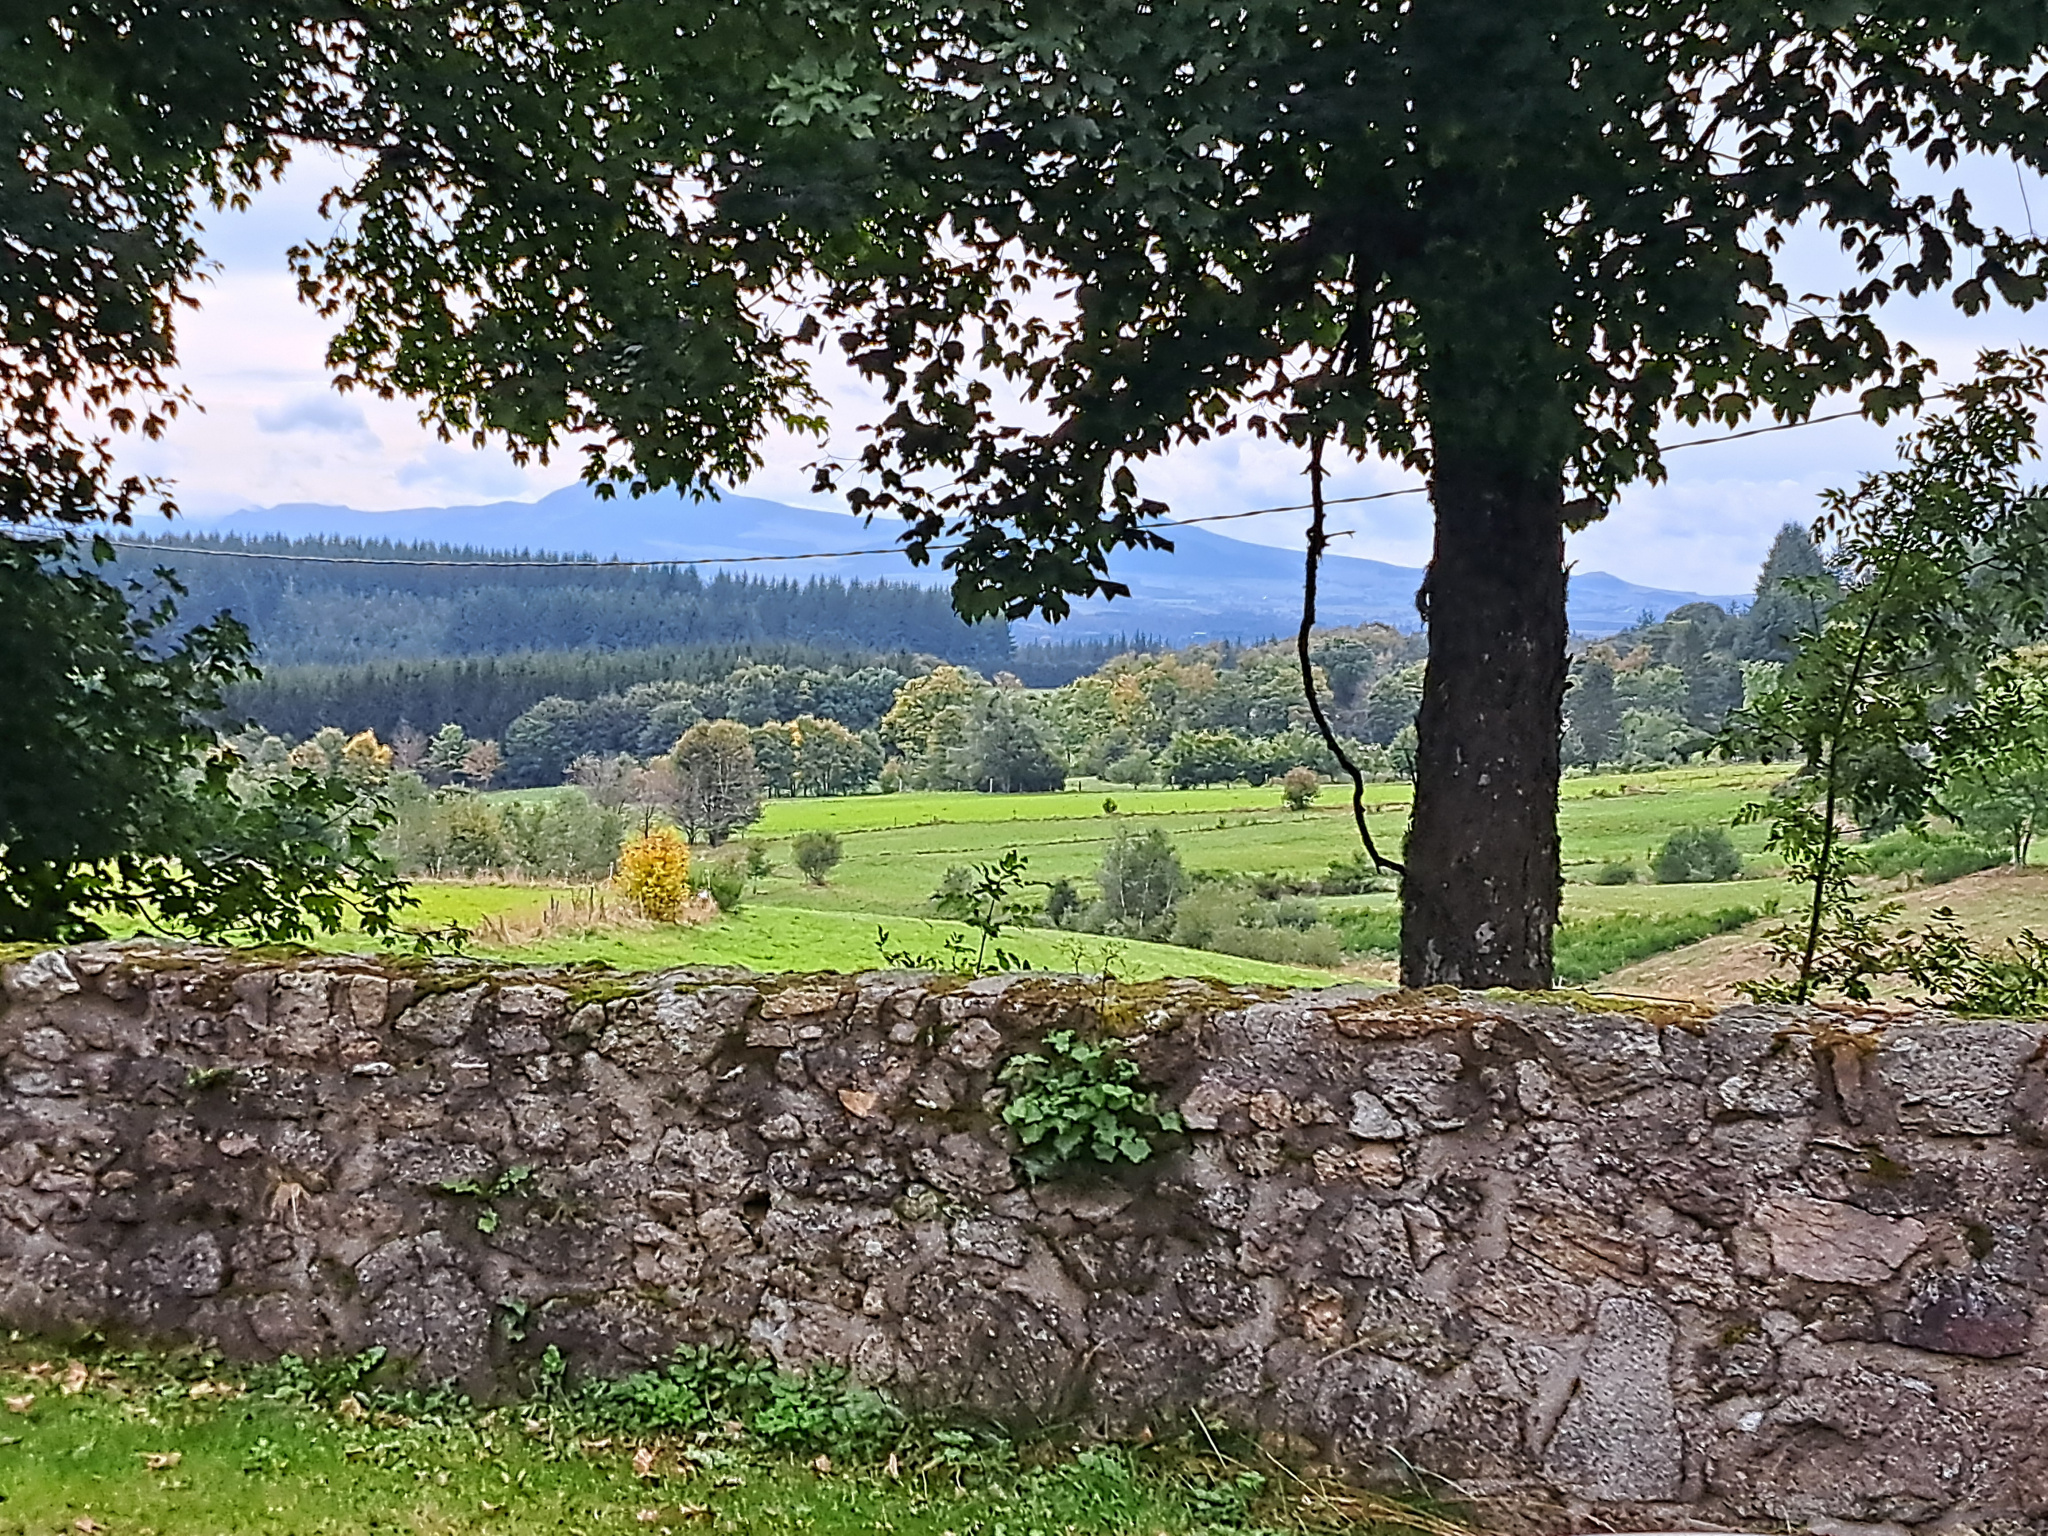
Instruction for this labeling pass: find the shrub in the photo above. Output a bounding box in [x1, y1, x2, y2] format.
[1920, 841, 2004, 885]
[1330, 906, 1401, 955]
[698, 852, 747, 913]
[1652, 826, 1742, 883]
[791, 829, 844, 885]
[1204, 922, 1345, 967]
[617, 826, 692, 921]
[1171, 884, 1343, 966]
[1551, 907, 1758, 984]
[1318, 852, 1391, 896]
[1857, 829, 2003, 885]
[1590, 860, 1638, 885]
[1280, 765, 1321, 812]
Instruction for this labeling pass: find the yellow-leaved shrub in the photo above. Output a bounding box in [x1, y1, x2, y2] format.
[617, 827, 692, 923]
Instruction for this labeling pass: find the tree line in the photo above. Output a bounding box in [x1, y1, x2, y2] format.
[126, 534, 1012, 668]
[1561, 524, 1835, 770]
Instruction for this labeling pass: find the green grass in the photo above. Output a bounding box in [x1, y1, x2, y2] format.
[348, 763, 1794, 988]
[326, 886, 1332, 988]
[0, 1345, 1441, 1536]
[701, 763, 1786, 922]
[1328, 902, 1765, 985]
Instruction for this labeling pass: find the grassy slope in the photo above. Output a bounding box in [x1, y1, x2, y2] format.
[1605, 862, 2048, 1003]
[312, 764, 1791, 987]
[340, 886, 1333, 988]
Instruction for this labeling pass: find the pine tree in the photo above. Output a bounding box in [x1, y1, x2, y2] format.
[1739, 525, 1838, 663]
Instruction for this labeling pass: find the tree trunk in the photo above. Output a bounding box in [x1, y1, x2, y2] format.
[1400, 441, 1567, 988]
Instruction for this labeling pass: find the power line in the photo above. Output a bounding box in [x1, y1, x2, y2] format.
[29, 492, 1431, 570]
[28, 404, 1869, 571]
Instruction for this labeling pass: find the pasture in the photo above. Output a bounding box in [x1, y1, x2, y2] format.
[355, 762, 1824, 991]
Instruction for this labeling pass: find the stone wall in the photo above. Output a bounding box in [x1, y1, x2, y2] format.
[6, 943, 2048, 1532]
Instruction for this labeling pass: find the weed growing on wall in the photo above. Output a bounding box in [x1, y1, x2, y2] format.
[435, 1165, 536, 1233]
[997, 1030, 1182, 1179]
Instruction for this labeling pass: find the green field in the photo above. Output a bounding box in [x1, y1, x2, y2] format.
[386, 889, 1336, 988]
[322, 762, 1798, 989]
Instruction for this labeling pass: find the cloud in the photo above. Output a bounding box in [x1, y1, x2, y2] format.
[254, 393, 378, 442]
[394, 444, 536, 501]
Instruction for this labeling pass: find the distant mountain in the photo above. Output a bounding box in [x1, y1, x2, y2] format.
[201, 484, 1739, 642]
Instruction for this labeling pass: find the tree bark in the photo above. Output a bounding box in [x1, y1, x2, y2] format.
[1400, 440, 1567, 988]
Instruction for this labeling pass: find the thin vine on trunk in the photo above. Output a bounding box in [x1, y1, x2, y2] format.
[1298, 434, 1404, 879]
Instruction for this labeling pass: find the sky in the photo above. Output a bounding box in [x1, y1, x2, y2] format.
[127, 147, 2048, 598]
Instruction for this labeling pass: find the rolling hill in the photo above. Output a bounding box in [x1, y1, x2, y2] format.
[199, 483, 1741, 641]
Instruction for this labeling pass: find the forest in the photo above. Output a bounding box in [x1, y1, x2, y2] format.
[235, 525, 1820, 793]
[123, 533, 1013, 666]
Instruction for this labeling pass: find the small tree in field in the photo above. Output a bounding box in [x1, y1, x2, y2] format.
[671, 720, 763, 844]
[1281, 766, 1321, 815]
[792, 830, 844, 886]
[1653, 827, 1742, 885]
[618, 827, 692, 923]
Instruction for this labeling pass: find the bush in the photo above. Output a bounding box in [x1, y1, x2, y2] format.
[1280, 765, 1321, 812]
[1590, 860, 1638, 885]
[1920, 841, 2005, 885]
[1856, 829, 2003, 885]
[1316, 852, 1392, 896]
[1203, 922, 1345, 967]
[618, 826, 692, 921]
[792, 829, 844, 885]
[698, 852, 747, 913]
[1552, 907, 1757, 984]
[1171, 884, 1343, 966]
[1330, 906, 1401, 955]
[1652, 826, 1742, 883]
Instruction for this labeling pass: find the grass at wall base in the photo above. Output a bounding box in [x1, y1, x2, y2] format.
[0, 1340, 1460, 1536]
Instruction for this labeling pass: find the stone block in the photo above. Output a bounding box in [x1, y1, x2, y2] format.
[2, 952, 80, 1004]
[1517, 1006, 1665, 1103]
[1756, 1194, 1930, 1284]
[1541, 1294, 1682, 1501]
[394, 986, 485, 1046]
[1882, 1274, 2033, 1358]
[1876, 1022, 2044, 1137]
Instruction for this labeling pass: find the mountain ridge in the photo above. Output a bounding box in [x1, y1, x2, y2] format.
[197, 483, 1743, 641]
